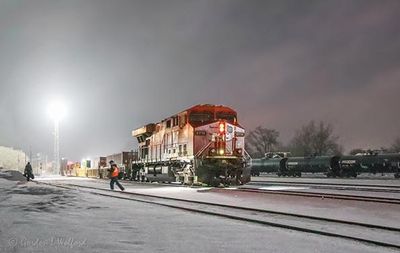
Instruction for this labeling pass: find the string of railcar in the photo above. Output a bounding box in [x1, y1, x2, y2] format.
[250, 152, 400, 179]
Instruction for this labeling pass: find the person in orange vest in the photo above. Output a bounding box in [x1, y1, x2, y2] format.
[109, 160, 125, 191]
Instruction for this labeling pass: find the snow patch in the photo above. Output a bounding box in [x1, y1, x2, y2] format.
[259, 186, 310, 191]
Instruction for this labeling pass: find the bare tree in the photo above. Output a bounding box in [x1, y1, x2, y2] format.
[289, 121, 341, 156]
[245, 126, 279, 158]
[390, 137, 400, 152]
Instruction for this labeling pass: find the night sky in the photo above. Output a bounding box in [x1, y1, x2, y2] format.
[1, 0, 399, 160]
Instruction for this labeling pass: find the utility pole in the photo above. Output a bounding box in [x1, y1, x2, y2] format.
[45, 155, 48, 175]
[54, 119, 60, 175]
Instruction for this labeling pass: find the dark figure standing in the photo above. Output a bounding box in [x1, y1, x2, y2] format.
[132, 163, 141, 181]
[109, 161, 125, 191]
[24, 162, 34, 181]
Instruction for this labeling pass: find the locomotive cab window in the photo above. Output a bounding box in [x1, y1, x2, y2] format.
[216, 112, 237, 124]
[189, 112, 213, 126]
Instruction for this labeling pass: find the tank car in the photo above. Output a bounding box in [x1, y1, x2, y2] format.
[338, 155, 362, 177]
[250, 153, 400, 178]
[250, 157, 285, 176]
[132, 104, 251, 186]
[283, 156, 339, 177]
[341, 153, 400, 177]
[382, 153, 400, 178]
[251, 155, 340, 177]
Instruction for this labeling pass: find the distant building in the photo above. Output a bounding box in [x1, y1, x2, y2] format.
[0, 146, 28, 173]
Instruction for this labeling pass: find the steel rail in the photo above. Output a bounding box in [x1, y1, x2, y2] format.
[34, 180, 400, 250]
[248, 184, 400, 194]
[36, 180, 400, 231]
[229, 187, 400, 204]
[55, 177, 400, 203]
[250, 180, 400, 189]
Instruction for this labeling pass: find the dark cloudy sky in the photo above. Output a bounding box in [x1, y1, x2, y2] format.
[1, 0, 399, 160]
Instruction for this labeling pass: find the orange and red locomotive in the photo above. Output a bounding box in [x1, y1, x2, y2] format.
[132, 104, 251, 185]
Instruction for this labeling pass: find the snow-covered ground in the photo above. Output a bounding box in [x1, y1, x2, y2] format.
[0, 175, 399, 253]
[43, 177, 400, 229]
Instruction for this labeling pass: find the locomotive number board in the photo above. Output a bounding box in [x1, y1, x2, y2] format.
[195, 130, 207, 136]
[235, 132, 245, 137]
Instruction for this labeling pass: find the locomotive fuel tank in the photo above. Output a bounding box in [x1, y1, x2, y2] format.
[144, 164, 176, 182]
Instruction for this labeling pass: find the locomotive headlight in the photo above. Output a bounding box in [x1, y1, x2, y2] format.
[219, 149, 225, 155]
[219, 122, 225, 134]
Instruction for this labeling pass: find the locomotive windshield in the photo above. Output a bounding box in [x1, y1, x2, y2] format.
[216, 112, 236, 123]
[189, 112, 213, 125]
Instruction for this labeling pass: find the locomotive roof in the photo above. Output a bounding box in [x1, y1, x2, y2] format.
[132, 104, 239, 135]
[158, 104, 237, 121]
[184, 104, 236, 114]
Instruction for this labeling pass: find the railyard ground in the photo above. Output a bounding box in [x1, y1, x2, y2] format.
[0, 173, 399, 253]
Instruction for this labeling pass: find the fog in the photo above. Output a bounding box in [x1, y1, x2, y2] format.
[0, 0, 399, 160]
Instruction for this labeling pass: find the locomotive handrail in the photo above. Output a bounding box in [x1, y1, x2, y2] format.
[243, 149, 252, 167]
[195, 142, 213, 158]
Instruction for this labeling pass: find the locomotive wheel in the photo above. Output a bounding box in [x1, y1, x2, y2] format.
[196, 164, 218, 186]
[196, 161, 244, 186]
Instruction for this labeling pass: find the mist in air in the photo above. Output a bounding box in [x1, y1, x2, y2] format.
[0, 0, 399, 160]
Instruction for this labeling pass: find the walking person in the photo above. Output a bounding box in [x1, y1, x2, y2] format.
[109, 161, 125, 191]
[24, 162, 34, 181]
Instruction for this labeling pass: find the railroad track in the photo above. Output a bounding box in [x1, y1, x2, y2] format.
[249, 181, 400, 194]
[253, 173, 399, 180]
[50, 177, 400, 203]
[250, 180, 400, 189]
[231, 187, 400, 205]
[34, 180, 400, 250]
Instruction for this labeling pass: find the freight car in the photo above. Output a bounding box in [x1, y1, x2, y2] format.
[250, 157, 284, 176]
[132, 104, 251, 186]
[68, 155, 134, 180]
[250, 152, 289, 176]
[251, 153, 400, 178]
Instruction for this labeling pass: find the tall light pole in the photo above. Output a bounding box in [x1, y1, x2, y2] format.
[53, 119, 60, 174]
[48, 100, 66, 175]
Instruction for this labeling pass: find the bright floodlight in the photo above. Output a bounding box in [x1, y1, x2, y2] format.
[48, 100, 67, 121]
